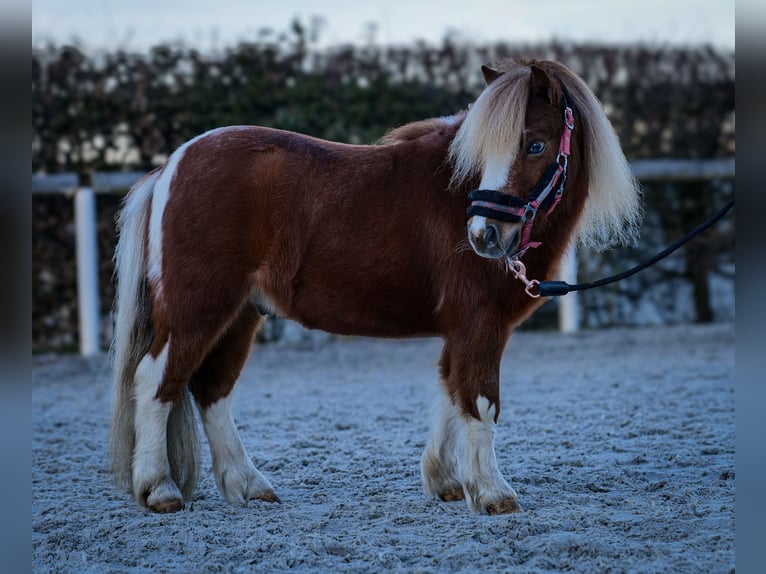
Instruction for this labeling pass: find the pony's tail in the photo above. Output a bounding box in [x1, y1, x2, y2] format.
[109, 170, 201, 500]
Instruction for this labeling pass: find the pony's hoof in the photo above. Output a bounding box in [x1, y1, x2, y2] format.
[137, 475, 184, 512]
[255, 490, 281, 504]
[439, 488, 466, 502]
[221, 467, 280, 505]
[149, 499, 184, 513]
[485, 497, 522, 515]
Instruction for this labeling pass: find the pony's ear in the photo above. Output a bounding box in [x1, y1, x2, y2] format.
[481, 65, 503, 85]
[529, 64, 555, 104]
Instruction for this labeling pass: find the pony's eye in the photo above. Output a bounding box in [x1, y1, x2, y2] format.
[526, 140, 546, 155]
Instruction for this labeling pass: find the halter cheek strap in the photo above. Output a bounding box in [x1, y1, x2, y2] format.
[466, 85, 575, 255]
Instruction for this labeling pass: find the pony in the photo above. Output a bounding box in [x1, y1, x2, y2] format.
[110, 59, 641, 515]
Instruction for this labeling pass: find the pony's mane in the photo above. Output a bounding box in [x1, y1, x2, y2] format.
[378, 115, 464, 145]
[450, 59, 642, 250]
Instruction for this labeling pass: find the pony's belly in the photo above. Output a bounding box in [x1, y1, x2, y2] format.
[290, 302, 439, 339]
[252, 278, 439, 338]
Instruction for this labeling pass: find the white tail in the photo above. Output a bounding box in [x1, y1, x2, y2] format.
[109, 170, 201, 500]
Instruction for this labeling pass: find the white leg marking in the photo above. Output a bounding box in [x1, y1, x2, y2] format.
[475, 395, 496, 424]
[132, 343, 183, 508]
[421, 392, 464, 500]
[457, 396, 519, 513]
[200, 394, 277, 504]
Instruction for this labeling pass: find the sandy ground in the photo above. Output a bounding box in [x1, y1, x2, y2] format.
[32, 323, 735, 573]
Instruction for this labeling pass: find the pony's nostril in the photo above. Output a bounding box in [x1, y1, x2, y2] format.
[484, 225, 499, 248]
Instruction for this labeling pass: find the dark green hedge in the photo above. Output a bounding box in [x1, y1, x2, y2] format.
[33, 27, 734, 175]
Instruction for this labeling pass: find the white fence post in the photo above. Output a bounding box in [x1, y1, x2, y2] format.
[74, 187, 101, 356]
[558, 246, 579, 333]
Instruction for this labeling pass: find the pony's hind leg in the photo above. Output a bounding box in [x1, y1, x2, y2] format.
[132, 297, 256, 512]
[190, 304, 279, 505]
[132, 342, 185, 512]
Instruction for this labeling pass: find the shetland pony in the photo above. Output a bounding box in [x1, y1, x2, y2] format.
[110, 59, 641, 514]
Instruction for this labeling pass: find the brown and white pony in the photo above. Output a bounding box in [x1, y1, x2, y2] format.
[110, 59, 641, 514]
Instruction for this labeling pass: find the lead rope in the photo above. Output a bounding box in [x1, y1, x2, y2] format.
[514, 199, 735, 298]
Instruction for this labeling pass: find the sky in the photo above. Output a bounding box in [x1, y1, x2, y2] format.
[32, 0, 735, 53]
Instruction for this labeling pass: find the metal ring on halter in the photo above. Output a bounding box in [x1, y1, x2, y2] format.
[564, 107, 575, 130]
[556, 153, 568, 170]
[521, 204, 537, 223]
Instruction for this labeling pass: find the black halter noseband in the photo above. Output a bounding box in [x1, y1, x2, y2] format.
[466, 84, 575, 254]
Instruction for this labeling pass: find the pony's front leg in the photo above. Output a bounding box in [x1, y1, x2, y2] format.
[421, 391, 465, 502]
[458, 393, 520, 515]
[421, 342, 465, 502]
[422, 333, 521, 515]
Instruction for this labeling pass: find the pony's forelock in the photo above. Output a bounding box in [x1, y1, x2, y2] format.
[448, 66, 530, 188]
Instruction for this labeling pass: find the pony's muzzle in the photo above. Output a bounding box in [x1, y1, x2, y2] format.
[467, 216, 519, 259]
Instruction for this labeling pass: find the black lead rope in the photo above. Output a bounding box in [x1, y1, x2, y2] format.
[537, 199, 735, 297]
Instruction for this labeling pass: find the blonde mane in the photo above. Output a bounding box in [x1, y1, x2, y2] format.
[378, 115, 464, 145]
[450, 59, 642, 250]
